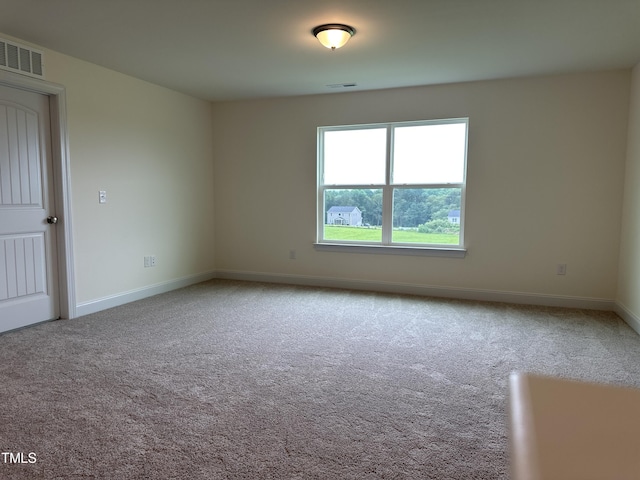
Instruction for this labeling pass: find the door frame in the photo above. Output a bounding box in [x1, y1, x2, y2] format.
[0, 69, 76, 319]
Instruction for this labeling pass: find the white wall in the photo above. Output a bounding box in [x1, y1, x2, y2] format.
[617, 63, 640, 331]
[212, 71, 630, 305]
[5, 38, 217, 308]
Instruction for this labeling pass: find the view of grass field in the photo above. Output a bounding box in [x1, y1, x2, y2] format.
[324, 225, 459, 245]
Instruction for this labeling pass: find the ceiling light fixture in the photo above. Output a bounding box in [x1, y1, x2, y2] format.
[312, 24, 356, 50]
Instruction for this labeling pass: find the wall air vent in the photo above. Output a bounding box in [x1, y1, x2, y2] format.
[0, 38, 45, 79]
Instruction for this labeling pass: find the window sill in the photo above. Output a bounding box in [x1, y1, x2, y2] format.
[313, 243, 467, 258]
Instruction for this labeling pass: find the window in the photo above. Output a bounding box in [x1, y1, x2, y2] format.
[317, 118, 467, 254]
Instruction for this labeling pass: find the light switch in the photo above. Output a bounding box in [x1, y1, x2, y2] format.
[99, 190, 107, 204]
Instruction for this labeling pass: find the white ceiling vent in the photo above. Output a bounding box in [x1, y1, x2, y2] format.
[326, 83, 357, 89]
[0, 38, 45, 79]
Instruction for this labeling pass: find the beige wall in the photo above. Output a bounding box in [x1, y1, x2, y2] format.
[212, 71, 630, 301]
[1, 31, 633, 310]
[617, 64, 640, 321]
[40, 46, 216, 304]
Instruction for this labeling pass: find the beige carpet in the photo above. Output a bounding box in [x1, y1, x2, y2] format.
[1, 279, 638, 479]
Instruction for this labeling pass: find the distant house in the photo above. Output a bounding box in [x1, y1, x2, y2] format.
[327, 206, 363, 226]
[448, 210, 460, 224]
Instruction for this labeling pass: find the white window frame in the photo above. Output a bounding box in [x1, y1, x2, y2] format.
[315, 118, 468, 258]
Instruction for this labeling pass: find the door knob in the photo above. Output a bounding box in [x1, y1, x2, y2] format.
[47, 216, 58, 224]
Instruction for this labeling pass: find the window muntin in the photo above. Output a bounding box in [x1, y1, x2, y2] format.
[318, 118, 467, 249]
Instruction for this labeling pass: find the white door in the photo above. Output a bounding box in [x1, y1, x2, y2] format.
[0, 84, 59, 332]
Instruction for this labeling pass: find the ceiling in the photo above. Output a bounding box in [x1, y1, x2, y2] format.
[0, 0, 639, 102]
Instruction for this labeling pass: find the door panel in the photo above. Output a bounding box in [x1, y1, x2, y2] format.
[0, 103, 42, 205]
[0, 84, 58, 332]
[0, 234, 46, 300]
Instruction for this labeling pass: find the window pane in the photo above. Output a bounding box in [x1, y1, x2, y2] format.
[324, 188, 382, 242]
[323, 128, 387, 185]
[392, 188, 461, 245]
[392, 122, 466, 184]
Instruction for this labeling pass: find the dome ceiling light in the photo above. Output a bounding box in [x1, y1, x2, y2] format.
[312, 23, 356, 50]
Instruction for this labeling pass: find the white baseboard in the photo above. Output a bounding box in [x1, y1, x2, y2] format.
[613, 301, 640, 335]
[215, 270, 615, 311]
[75, 271, 217, 317]
[74, 269, 629, 327]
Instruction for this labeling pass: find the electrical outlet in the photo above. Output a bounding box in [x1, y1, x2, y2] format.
[150, 255, 157, 267]
[99, 190, 107, 204]
[556, 263, 567, 275]
[289, 249, 296, 260]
